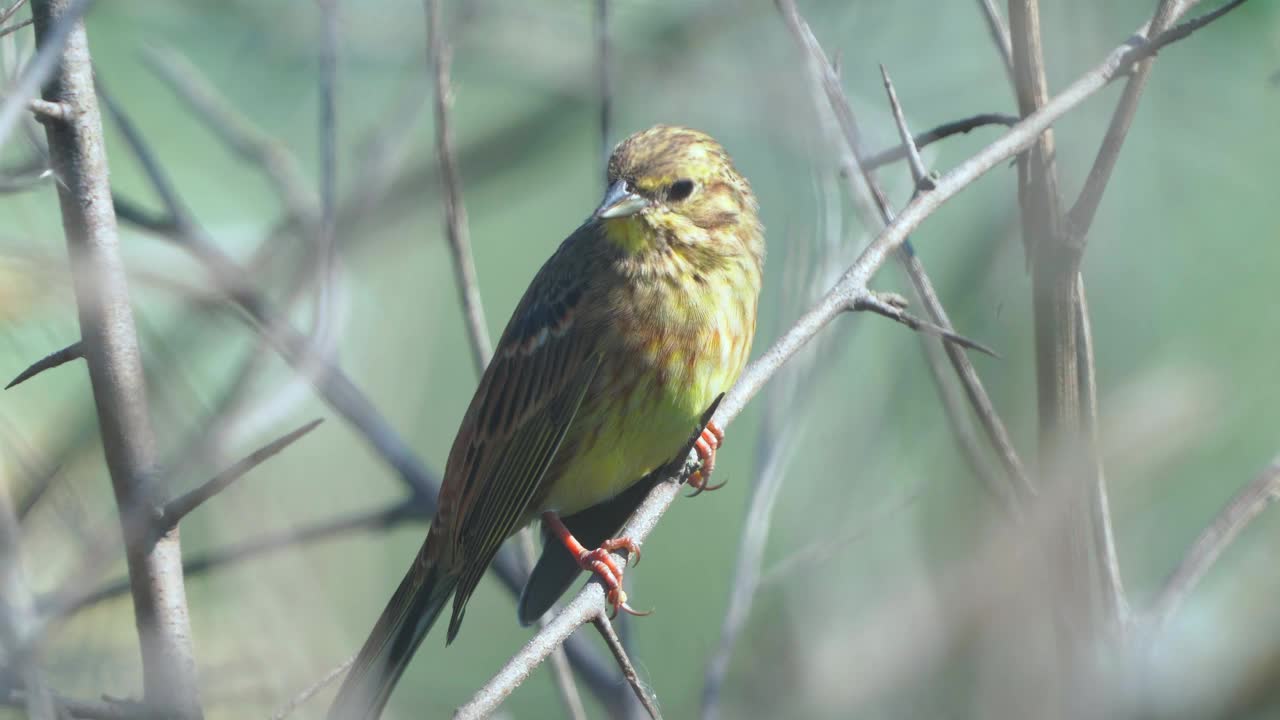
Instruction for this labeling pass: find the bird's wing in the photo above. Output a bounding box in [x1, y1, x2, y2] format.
[438, 238, 603, 638]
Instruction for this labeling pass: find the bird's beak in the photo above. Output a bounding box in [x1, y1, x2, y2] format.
[594, 179, 648, 219]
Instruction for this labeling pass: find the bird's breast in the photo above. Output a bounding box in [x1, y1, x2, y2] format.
[536, 256, 760, 516]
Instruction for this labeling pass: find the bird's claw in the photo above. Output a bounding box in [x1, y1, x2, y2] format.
[686, 421, 725, 496]
[576, 540, 648, 617]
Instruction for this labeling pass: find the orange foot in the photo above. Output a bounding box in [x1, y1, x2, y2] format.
[687, 420, 726, 496]
[544, 512, 650, 618]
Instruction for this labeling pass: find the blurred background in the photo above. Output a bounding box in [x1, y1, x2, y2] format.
[1, 1, 1279, 718]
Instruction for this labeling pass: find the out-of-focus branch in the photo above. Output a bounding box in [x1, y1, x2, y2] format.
[140, 45, 317, 226]
[0, 0, 88, 149]
[1007, 0, 1116, 644]
[778, 0, 1031, 506]
[0, 473, 54, 719]
[269, 655, 355, 720]
[452, 8, 1245, 712]
[4, 340, 82, 389]
[157, 419, 324, 530]
[97, 67, 630, 717]
[31, 0, 200, 714]
[595, 0, 611, 178]
[975, 0, 1015, 83]
[425, 0, 491, 375]
[1151, 455, 1280, 628]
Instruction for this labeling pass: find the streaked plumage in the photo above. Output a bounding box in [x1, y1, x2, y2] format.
[329, 125, 764, 719]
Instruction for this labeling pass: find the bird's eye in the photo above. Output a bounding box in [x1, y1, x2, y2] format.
[667, 179, 695, 202]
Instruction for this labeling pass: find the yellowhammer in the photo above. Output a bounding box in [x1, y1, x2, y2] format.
[329, 125, 764, 718]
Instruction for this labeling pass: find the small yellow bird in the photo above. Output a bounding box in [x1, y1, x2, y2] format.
[329, 125, 764, 719]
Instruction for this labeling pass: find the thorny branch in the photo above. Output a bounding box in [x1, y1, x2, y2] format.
[31, 0, 201, 714]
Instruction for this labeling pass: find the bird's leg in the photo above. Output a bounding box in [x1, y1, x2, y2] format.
[543, 512, 649, 618]
[687, 420, 726, 496]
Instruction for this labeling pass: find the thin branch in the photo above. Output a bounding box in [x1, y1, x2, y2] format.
[140, 45, 317, 225]
[778, 0, 1032, 505]
[0, 0, 89, 150]
[0, 16, 31, 39]
[975, 0, 1015, 84]
[453, 8, 1243, 709]
[879, 65, 929, 187]
[31, 0, 200, 714]
[4, 340, 82, 389]
[425, 0, 491, 375]
[157, 419, 324, 530]
[269, 654, 355, 720]
[1151, 456, 1280, 628]
[313, 0, 340, 350]
[1063, 0, 1231, 240]
[860, 112, 1018, 171]
[855, 291, 996, 357]
[0, 0, 29, 25]
[592, 614, 661, 720]
[98, 73, 439, 502]
[595, 0, 611, 179]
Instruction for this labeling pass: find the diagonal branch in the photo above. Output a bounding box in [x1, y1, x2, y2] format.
[1151, 455, 1280, 628]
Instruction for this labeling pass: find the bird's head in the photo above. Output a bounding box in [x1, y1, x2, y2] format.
[594, 125, 762, 263]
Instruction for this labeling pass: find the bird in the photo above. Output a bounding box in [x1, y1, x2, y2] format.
[328, 125, 765, 719]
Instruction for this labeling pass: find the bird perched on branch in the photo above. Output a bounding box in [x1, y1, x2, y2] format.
[329, 125, 765, 719]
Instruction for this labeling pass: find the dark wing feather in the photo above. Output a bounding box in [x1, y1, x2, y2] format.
[436, 236, 602, 641]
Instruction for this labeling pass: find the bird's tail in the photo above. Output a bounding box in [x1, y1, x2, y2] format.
[328, 557, 458, 720]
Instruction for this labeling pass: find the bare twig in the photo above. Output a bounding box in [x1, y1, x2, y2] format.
[157, 419, 324, 530]
[453, 8, 1243, 710]
[4, 340, 82, 389]
[860, 112, 1017, 170]
[0, 0, 29, 25]
[593, 614, 661, 720]
[0, 0, 88, 149]
[269, 654, 355, 720]
[1151, 456, 1280, 628]
[425, 0, 491, 375]
[854, 291, 996, 357]
[32, 0, 200, 714]
[879, 66, 929, 187]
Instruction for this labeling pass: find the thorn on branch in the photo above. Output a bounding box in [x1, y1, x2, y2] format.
[5, 341, 83, 390]
[158, 418, 325, 530]
[853, 290, 999, 358]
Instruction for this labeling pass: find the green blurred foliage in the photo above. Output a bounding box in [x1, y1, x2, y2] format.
[1, 1, 1279, 718]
